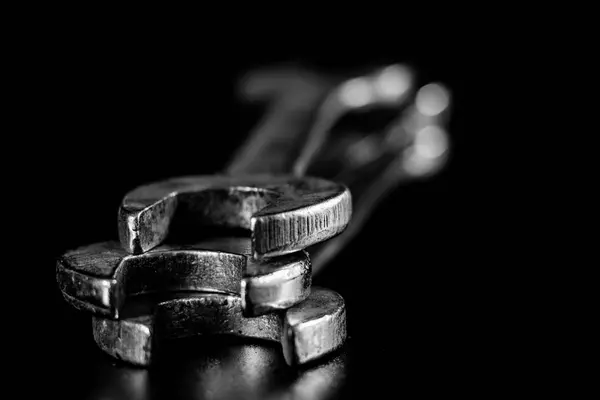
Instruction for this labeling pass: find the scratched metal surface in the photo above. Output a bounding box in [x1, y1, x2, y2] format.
[118, 175, 351, 258]
[91, 287, 346, 369]
[57, 237, 312, 318]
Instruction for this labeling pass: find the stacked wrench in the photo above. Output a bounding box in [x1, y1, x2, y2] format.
[56, 63, 451, 368]
[57, 175, 352, 366]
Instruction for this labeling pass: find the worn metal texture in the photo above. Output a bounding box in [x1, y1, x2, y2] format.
[57, 237, 311, 317]
[93, 292, 281, 366]
[92, 287, 345, 367]
[117, 175, 351, 258]
[172, 236, 313, 317]
[200, 237, 313, 317]
[282, 287, 346, 365]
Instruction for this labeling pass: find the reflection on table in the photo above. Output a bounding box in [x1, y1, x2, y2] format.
[87, 335, 348, 400]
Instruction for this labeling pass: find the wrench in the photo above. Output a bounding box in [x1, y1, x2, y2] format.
[57, 237, 311, 318]
[59, 175, 351, 365]
[92, 287, 345, 367]
[118, 175, 351, 258]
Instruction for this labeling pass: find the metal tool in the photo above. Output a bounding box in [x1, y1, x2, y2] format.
[306, 80, 451, 270]
[57, 237, 311, 317]
[59, 174, 351, 366]
[118, 175, 351, 258]
[92, 287, 345, 367]
[294, 64, 416, 177]
[227, 64, 414, 177]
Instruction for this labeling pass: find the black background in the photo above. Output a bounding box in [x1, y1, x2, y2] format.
[15, 23, 495, 399]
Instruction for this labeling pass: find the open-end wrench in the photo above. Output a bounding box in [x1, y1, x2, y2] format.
[118, 175, 351, 258]
[92, 287, 345, 367]
[57, 237, 311, 318]
[58, 174, 351, 365]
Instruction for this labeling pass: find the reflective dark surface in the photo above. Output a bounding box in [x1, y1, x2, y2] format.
[54, 300, 353, 400]
[69, 333, 348, 400]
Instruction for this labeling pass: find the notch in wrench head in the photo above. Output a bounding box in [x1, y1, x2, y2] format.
[92, 287, 346, 367]
[57, 236, 312, 318]
[118, 175, 351, 258]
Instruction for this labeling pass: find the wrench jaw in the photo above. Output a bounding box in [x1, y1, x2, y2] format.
[114, 250, 245, 301]
[91, 293, 284, 367]
[60, 290, 118, 317]
[91, 289, 346, 368]
[58, 238, 314, 321]
[56, 257, 121, 317]
[118, 195, 178, 255]
[283, 287, 347, 366]
[118, 176, 277, 255]
[251, 187, 353, 259]
[241, 253, 312, 317]
[92, 315, 154, 367]
[56, 242, 248, 318]
[153, 293, 283, 342]
[118, 175, 351, 258]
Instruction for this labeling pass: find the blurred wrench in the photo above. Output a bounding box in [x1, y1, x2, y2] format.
[226, 63, 452, 273]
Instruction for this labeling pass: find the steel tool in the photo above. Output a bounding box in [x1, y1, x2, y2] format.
[118, 175, 351, 258]
[92, 287, 345, 366]
[57, 237, 311, 318]
[59, 174, 350, 366]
